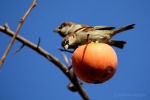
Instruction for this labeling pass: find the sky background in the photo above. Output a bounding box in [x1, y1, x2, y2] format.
[0, 0, 150, 100]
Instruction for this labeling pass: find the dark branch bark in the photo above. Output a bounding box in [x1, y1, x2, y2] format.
[0, 25, 90, 100]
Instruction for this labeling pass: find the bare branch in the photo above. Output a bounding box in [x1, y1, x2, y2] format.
[0, 26, 90, 100]
[0, 0, 37, 67]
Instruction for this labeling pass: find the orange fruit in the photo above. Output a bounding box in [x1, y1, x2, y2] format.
[72, 43, 118, 84]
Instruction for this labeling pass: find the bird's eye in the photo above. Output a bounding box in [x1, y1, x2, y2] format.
[62, 39, 69, 47]
[59, 24, 65, 29]
[65, 40, 69, 44]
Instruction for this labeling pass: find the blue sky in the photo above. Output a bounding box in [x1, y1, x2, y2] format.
[0, 0, 150, 100]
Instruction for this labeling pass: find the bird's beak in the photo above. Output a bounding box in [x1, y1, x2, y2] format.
[64, 44, 69, 50]
[53, 28, 60, 32]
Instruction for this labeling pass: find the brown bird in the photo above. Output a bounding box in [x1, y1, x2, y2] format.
[61, 24, 135, 50]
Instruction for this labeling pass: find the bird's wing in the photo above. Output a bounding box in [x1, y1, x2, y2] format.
[93, 26, 115, 30]
[74, 26, 115, 33]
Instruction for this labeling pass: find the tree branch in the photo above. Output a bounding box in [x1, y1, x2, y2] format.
[0, 0, 37, 67]
[0, 25, 90, 100]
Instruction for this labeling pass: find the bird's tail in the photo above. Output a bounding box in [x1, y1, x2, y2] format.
[107, 40, 126, 49]
[111, 24, 135, 37]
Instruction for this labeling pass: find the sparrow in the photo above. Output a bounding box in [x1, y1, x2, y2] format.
[53, 22, 115, 37]
[54, 22, 126, 48]
[62, 24, 135, 50]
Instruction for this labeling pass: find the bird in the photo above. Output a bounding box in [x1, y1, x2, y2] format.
[53, 22, 116, 37]
[61, 24, 135, 50]
[54, 22, 131, 49]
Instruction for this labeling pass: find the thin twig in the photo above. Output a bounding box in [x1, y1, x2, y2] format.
[13, 44, 25, 54]
[0, 0, 37, 67]
[86, 34, 90, 42]
[61, 53, 72, 73]
[37, 37, 41, 48]
[61, 53, 70, 67]
[4, 23, 10, 31]
[58, 48, 74, 53]
[0, 26, 90, 100]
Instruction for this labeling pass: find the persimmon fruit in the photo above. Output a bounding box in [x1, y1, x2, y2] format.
[72, 43, 118, 84]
